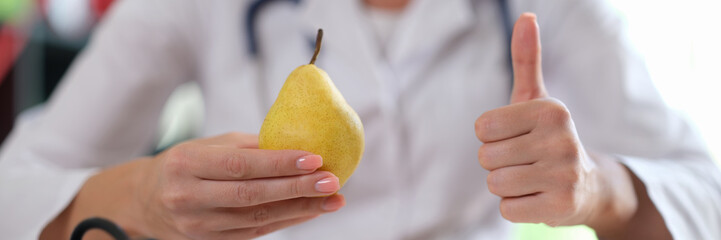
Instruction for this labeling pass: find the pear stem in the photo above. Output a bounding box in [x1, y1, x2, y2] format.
[309, 29, 323, 65]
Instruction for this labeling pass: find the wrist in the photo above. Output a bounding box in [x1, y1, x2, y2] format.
[584, 153, 638, 237]
[120, 157, 155, 236]
[40, 157, 152, 239]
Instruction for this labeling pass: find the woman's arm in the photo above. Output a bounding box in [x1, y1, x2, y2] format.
[533, 0, 721, 238]
[0, 0, 198, 238]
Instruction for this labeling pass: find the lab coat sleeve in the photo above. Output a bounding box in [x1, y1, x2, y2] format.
[526, 0, 721, 238]
[0, 0, 198, 238]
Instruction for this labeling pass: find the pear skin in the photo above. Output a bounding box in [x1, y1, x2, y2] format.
[258, 29, 364, 187]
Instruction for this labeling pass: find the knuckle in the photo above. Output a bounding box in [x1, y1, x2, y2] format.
[251, 205, 272, 225]
[486, 171, 502, 195]
[254, 223, 283, 237]
[514, 56, 538, 67]
[223, 131, 249, 142]
[539, 101, 571, 126]
[555, 202, 575, 219]
[164, 145, 192, 173]
[553, 136, 580, 162]
[514, 88, 540, 102]
[477, 146, 492, 170]
[271, 153, 285, 175]
[227, 131, 244, 138]
[225, 154, 248, 178]
[475, 115, 493, 141]
[498, 200, 520, 223]
[558, 183, 579, 200]
[559, 166, 581, 184]
[552, 191, 577, 217]
[175, 217, 205, 237]
[557, 189, 574, 205]
[302, 198, 320, 212]
[544, 218, 562, 227]
[254, 225, 274, 236]
[236, 183, 262, 206]
[288, 178, 303, 197]
[160, 189, 192, 212]
[163, 160, 185, 178]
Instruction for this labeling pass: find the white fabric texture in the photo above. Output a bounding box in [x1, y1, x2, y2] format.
[1, 0, 719, 239]
[364, 6, 403, 54]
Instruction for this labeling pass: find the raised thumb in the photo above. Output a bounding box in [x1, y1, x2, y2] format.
[510, 12, 548, 104]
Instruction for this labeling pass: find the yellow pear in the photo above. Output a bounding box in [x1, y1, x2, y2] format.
[259, 29, 364, 187]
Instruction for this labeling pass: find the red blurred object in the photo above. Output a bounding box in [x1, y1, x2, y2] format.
[2, 0, 119, 84]
[0, 26, 27, 86]
[38, 0, 117, 19]
[39, 0, 117, 39]
[91, 0, 115, 19]
[37, 0, 48, 17]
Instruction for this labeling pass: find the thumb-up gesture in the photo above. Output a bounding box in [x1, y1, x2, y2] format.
[475, 13, 604, 227]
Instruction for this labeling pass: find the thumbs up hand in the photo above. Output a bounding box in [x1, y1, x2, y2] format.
[474, 13, 609, 227]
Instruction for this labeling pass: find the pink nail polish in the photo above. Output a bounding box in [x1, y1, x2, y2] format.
[315, 177, 339, 193]
[297, 155, 322, 170]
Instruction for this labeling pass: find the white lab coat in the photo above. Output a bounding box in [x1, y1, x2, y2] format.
[1, 0, 720, 239]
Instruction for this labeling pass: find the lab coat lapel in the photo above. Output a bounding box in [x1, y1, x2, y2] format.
[297, 0, 377, 75]
[297, 0, 398, 113]
[386, 0, 475, 87]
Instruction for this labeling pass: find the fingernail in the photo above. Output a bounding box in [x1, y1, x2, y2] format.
[315, 177, 340, 193]
[322, 195, 345, 211]
[522, 12, 537, 20]
[297, 155, 322, 170]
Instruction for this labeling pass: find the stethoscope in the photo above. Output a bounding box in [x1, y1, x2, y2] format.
[69, 1, 514, 239]
[244, 0, 514, 78]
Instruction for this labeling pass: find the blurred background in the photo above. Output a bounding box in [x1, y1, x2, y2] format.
[0, 0, 719, 239]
